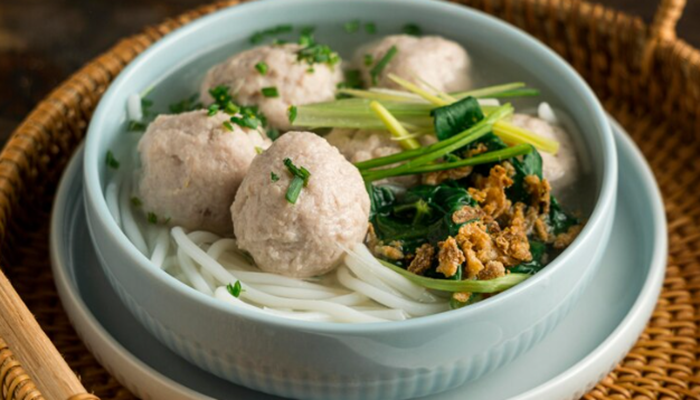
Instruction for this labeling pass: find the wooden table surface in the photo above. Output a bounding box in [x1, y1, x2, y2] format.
[1, 0, 698, 144]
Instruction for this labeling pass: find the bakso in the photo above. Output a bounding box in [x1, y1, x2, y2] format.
[201, 43, 343, 131]
[355, 35, 472, 91]
[232, 131, 370, 278]
[137, 110, 270, 235]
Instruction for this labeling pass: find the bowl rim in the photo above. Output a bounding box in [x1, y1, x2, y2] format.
[83, 0, 618, 333]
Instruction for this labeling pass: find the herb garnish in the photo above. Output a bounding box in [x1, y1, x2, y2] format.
[147, 212, 158, 224]
[344, 20, 360, 33]
[364, 54, 374, 66]
[131, 197, 142, 207]
[288, 105, 297, 124]
[261, 87, 279, 98]
[365, 22, 377, 34]
[271, 172, 280, 182]
[208, 85, 266, 129]
[105, 151, 120, 169]
[255, 146, 264, 154]
[403, 23, 422, 36]
[227, 281, 243, 298]
[127, 121, 147, 131]
[169, 94, 202, 114]
[250, 25, 294, 44]
[267, 128, 280, 141]
[223, 121, 234, 131]
[255, 62, 268, 75]
[283, 158, 311, 204]
[370, 45, 398, 85]
[296, 35, 340, 67]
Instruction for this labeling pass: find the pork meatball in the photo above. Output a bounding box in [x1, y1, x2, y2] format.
[137, 110, 270, 235]
[325, 128, 435, 187]
[232, 131, 370, 278]
[355, 35, 472, 92]
[511, 113, 579, 191]
[200, 44, 343, 131]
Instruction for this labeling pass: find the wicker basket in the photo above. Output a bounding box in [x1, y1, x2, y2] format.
[0, 0, 697, 398]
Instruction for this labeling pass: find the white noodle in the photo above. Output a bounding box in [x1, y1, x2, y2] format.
[149, 228, 170, 268]
[337, 267, 448, 317]
[105, 178, 121, 229]
[119, 179, 148, 256]
[249, 284, 347, 300]
[177, 248, 213, 296]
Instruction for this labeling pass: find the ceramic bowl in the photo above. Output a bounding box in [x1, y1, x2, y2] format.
[83, 0, 618, 399]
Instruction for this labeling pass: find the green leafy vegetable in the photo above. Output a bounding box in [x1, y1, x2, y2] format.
[431, 96, 484, 141]
[548, 196, 579, 235]
[105, 151, 120, 169]
[227, 281, 243, 298]
[370, 45, 398, 85]
[261, 87, 279, 98]
[510, 240, 546, 275]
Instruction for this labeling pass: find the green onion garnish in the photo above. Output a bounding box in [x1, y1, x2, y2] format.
[378, 259, 529, 293]
[105, 151, 120, 169]
[127, 121, 146, 131]
[147, 212, 158, 224]
[402, 23, 422, 36]
[227, 281, 243, 298]
[364, 54, 374, 66]
[370, 45, 397, 85]
[250, 25, 293, 44]
[283, 158, 311, 204]
[261, 87, 279, 98]
[271, 172, 280, 182]
[288, 105, 298, 124]
[255, 62, 268, 75]
[207, 104, 220, 116]
[222, 121, 234, 131]
[255, 146, 264, 154]
[131, 197, 142, 207]
[267, 128, 280, 141]
[364, 22, 377, 34]
[344, 20, 360, 33]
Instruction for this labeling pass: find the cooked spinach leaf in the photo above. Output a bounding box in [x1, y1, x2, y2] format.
[431, 96, 484, 141]
[510, 240, 546, 275]
[548, 196, 579, 235]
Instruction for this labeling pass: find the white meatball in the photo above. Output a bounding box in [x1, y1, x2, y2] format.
[355, 35, 471, 92]
[232, 131, 370, 278]
[511, 114, 579, 192]
[137, 110, 270, 235]
[201, 44, 343, 131]
[325, 128, 435, 188]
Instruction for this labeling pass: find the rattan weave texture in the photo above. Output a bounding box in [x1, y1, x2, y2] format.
[0, 0, 698, 399]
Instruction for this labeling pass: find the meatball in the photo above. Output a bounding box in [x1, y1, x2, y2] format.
[137, 110, 270, 235]
[200, 44, 343, 131]
[510, 113, 579, 191]
[232, 131, 370, 278]
[354, 35, 471, 92]
[325, 128, 436, 188]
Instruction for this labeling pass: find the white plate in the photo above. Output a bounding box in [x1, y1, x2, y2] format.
[50, 118, 665, 400]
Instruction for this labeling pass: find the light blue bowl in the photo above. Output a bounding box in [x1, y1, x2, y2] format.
[83, 0, 617, 399]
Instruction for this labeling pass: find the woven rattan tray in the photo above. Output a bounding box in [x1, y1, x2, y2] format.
[0, 0, 697, 399]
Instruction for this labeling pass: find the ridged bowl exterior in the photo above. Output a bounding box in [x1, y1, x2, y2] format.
[83, 0, 618, 399]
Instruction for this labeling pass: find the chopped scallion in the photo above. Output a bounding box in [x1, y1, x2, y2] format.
[344, 20, 360, 33]
[271, 172, 280, 182]
[147, 212, 158, 224]
[288, 105, 298, 124]
[261, 87, 279, 98]
[105, 151, 120, 169]
[255, 62, 268, 75]
[227, 281, 243, 297]
[370, 45, 398, 85]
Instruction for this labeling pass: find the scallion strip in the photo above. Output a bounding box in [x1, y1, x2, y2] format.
[285, 176, 304, 204]
[378, 259, 530, 293]
[369, 101, 420, 150]
[388, 73, 448, 106]
[363, 144, 532, 181]
[370, 45, 397, 85]
[494, 121, 560, 154]
[355, 104, 513, 170]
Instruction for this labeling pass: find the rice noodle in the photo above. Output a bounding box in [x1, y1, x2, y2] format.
[107, 174, 451, 323]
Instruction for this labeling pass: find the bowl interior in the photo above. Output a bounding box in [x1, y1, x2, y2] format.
[84, 0, 616, 328]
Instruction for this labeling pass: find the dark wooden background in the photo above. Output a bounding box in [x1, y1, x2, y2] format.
[1, 0, 698, 144]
